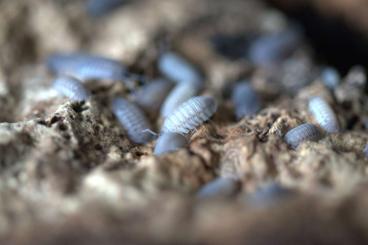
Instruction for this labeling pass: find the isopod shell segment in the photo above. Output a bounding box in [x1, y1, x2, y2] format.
[158, 52, 202, 84]
[284, 123, 322, 149]
[308, 96, 339, 133]
[161, 95, 218, 135]
[160, 82, 201, 118]
[86, 0, 126, 17]
[132, 79, 173, 113]
[52, 75, 90, 101]
[153, 132, 187, 155]
[197, 177, 239, 198]
[112, 98, 154, 144]
[231, 81, 261, 120]
[47, 53, 127, 82]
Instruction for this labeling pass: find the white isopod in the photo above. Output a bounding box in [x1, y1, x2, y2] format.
[52, 75, 90, 101]
[158, 51, 202, 84]
[160, 82, 201, 118]
[112, 98, 155, 144]
[161, 95, 217, 135]
[153, 132, 187, 155]
[308, 96, 339, 133]
[284, 123, 322, 149]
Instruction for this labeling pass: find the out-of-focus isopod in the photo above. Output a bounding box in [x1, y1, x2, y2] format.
[46, 53, 127, 81]
[248, 28, 301, 68]
[153, 132, 187, 155]
[158, 52, 202, 84]
[231, 81, 261, 120]
[308, 96, 339, 133]
[160, 82, 200, 118]
[132, 79, 173, 113]
[363, 144, 368, 158]
[86, 0, 126, 17]
[112, 98, 155, 144]
[52, 75, 90, 101]
[197, 177, 239, 198]
[284, 123, 322, 149]
[247, 182, 294, 206]
[162, 95, 217, 135]
[321, 67, 340, 89]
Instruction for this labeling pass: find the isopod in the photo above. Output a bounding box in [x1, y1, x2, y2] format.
[197, 177, 239, 198]
[47, 53, 127, 82]
[52, 75, 90, 101]
[321, 67, 340, 89]
[308, 96, 339, 133]
[86, 0, 126, 17]
[231, 81, 261, 120]
[131, 79, 173, 113]
[158, 52, 202, 84]
[153, 132, 187, 155]
[112, 98, 155, 144]
[160, 82, 201, 118]
[284, 123, 322, 149]
[248, 28, 301, 68]
[247, 182, 293, 206]
[363, 144, 368, 158]
[161, 95, 217, 135]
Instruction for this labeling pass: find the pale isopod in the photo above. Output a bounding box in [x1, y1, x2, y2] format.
[308, 96, 339, 133]
[197, 177, 239, 198]
[161, 95, 217, 135]
[321, 67, 340, 89]
[231, 81, 261, 120]
[160, 82, 201, 118]
[153, 132, 187, 155]
[158, 52, 202, 84]
[284, 123, 322, 149]
[47, 53, 127, 82]
[131, 79, 173, 113]
[52, 75, 90, 101]
[247, 182, 294, 206]
[112, 98, 154, 144]
[248, 28, 301, 68]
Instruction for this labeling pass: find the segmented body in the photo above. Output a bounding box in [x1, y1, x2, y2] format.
[154, 132, 187, 155]
[197, 177, 239, 198]
[248, 28, 301, 67]
[53, 76, 90, 101]
[321, 67, 340, 89]
[162, 95, 217, 135]
[112, 98, 154, 144]
[86, 0, 126, 17]
[247, 182, 293, 205]
[160, 82, 201, 118]
[47, 53, 127, 81]
[284, 123, 322, 149]
[158, 52, 202, 84]
[132, 79, 173, 113]
[308, 97, 339, 133]
[231, 81, 261, 119]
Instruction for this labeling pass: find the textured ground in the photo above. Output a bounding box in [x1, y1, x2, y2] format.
[0, 0, 368, 244]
